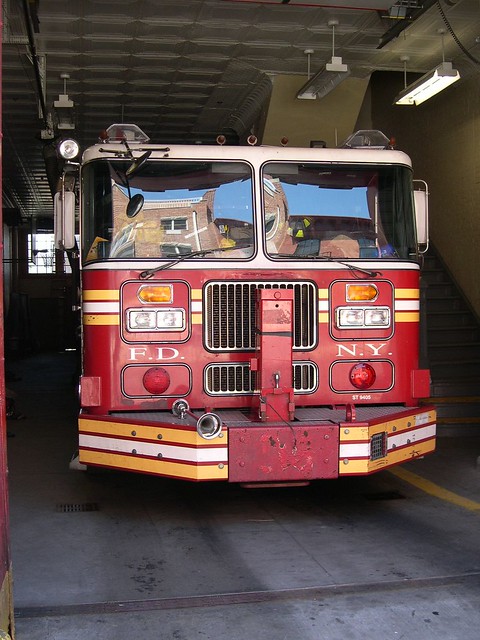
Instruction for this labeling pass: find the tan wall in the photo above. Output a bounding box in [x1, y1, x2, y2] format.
[364, 71, 480, 318]
[262, 69, 480, 319]
[262, 74, 370, 148]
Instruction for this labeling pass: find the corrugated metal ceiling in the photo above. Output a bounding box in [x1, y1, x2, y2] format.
[2, 0, 480, 220]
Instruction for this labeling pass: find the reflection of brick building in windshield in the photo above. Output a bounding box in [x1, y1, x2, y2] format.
[263, 175, 386, 259]
[111, 185, 239, 258]
[263, 177, 290, 254]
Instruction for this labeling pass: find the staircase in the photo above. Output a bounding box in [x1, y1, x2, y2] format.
[422, 246, 480, 434]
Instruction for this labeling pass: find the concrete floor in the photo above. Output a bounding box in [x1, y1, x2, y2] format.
[5, 351, 480, 639]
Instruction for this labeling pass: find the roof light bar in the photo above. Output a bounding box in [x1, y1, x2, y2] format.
[105, 124, 150, 143]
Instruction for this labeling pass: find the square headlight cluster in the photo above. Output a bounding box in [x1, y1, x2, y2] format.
[128, 308, 185, 332]
[336, 306, 390, 329]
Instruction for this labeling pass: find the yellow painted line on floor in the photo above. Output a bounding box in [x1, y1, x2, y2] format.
[389, 467, 480, 513]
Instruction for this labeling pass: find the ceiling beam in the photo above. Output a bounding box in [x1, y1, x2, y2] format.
[377, 0, 438, 49]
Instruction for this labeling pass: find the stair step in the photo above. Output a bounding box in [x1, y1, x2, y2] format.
[430, 379, 480, 396]
[425, 293, 465, 304]
[437, 416, 480, 425]
[425, 296, 471, 316]
[426, 311, 476, 328]
[427, 327, 480, 344]
[428, 342, 480, 361]
[422, 255, 445, 268]
[424, 395, 480, 403]
[430, 363, 480, 380]
[422, 271, 453, 285]
[425, 283, 464, 297]
[436, 406, 480, 419]
[437, 423, 480, 436]
[421, 395, 480, 419]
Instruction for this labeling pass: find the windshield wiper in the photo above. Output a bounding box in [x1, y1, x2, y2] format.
[139, 245, 250, 279]
[271, 252, 381, 278]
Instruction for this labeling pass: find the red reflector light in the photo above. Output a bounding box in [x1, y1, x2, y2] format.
[143, 367, 170, 394]
[349, 363, 376, 390]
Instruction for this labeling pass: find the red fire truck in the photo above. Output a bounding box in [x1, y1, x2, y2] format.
[55, 125, 436, 484]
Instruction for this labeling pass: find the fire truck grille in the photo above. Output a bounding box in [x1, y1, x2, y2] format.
[370, 432, 388, 460]
[204, 281, 317, 351]
[204, 361, 318, 395]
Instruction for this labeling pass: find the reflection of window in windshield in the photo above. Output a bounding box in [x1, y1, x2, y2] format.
[84, 161, 254, 261]
[263, 164, 414, 260]
[161, 218, 188, 234]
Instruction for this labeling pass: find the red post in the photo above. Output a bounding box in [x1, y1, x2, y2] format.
[251, 289, 295, 422]
[0, 1, 14, 635]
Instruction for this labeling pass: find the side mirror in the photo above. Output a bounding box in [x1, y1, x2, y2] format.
[54, 190, 76, 250]
[126, 150, 152, 179]
[413, 180, 429, 254]
[126, 193, 145, 218]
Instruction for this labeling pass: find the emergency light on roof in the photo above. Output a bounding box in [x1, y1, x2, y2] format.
[340, 130, 391, 149]
[105, 124, 150, 143]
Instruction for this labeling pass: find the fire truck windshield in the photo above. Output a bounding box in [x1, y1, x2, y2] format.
[82, 159, 254, 262]
[263, 162, 417, 260]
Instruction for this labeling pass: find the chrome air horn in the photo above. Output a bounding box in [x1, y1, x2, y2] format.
[196, 413, 223, 440]
[171, 400, 222, 440]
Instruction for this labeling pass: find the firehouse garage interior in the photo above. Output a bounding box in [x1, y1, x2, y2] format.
[2, 0, 480, 638]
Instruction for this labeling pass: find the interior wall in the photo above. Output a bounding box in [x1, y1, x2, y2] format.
[2, 225, 12, 318]
[262, 74, 370, 147]
[4, 228, 76, 354]
[362, 70, 480, 319]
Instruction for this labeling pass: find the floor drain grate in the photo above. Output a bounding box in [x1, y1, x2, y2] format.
[56, 503, 99, 513]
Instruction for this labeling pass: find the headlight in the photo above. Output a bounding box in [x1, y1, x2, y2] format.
[336, 306, 390, 329]
[364, 308, 390, 326]
[128, 310, 157, 330]
[157, 310, 184, 329]
[338, 308, 364, 327]
[127, 308, 185, 332]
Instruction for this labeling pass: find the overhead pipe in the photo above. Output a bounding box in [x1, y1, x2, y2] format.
[225, 1, 438, 52]
[377, 0, 438, 49]
[21, 0, 48, 127]
[228, 1, 396, 8]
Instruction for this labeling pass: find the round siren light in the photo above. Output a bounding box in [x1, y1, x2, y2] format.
[247, 135, 258, 146]
[349, 363, 376, 390]
[143, 367, 171, 395]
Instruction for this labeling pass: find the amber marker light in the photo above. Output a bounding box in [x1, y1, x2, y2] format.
[346, 284, 378, 302]
[138, 285, 173, 303]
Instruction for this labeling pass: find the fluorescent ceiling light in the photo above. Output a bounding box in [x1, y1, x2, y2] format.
[297, 19, 350, 100]
[53, 93, 75, 130]
[53, 72, 76, 130]
[296, 57, 350, 99]
[394, 61, 460, 106]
